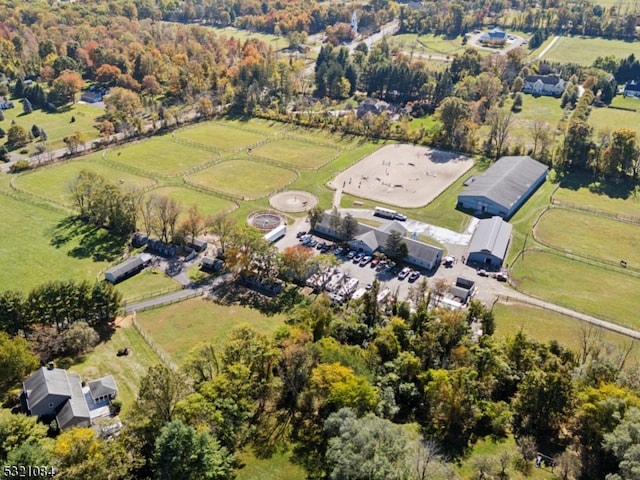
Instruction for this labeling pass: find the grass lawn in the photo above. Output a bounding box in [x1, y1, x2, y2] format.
[219, 117, 289, 135]
[553, 171, 640, 218]
[144, 185, 238, 219]
[493, 302, 640, 364]
[540, 36, 639, 66]
[507, 95, 566, 151]
[186, 159, 297, 199]
[70, 321, 161, 413]
[252, 138, 338, 169]
[116, 269, 182, 303]
[535, 208, 640, 266]
[1, 103, 101, 153]
[407, 115, 440, 134]
[236, 449, 306, 480]
[107, 137, 215, 176]
[388, 33, 468, 57]
[174, 123, 266, 152]
[510, 250, 640, 329]
[135, 297, 288, 365]
[13, 159, 156, 207]
[610, 95, 640, 110]
[0, 193, 113, 291]
[211, 26, 282, 50]
[589, 105, 640, 136]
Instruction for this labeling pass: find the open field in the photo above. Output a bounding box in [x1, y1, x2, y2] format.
[335, 145, 474, 208]
[71, 321, 160, 412]
[186, 158, 297, 199]
[116, 269, 182, 303]
[388, 33, 467, 57]
[237, 449, 306, 480]
[510, 250, 640, 329]
[535, 208, 640, 266]
[107, 137, 216, 176]
[252, 138, 338, 169]
[0, 193, 112, 291]
[210, 26, 284, 50]
[174, 122, 266, 152]
[539, 35, 638, 65]
[144, 186, 238, 219]
[135, 297, 288, 365]
[493, 302, 640, 364]
[553, 171, 640, 218]
[610, 95, 640, 110]
[1, 102, 101, 153]
[13, 159, 156, 207]
[589, 105, 640, 136]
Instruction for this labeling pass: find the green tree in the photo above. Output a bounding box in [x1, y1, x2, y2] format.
[62, 321, 99, 355]
[562, 119, 593, 170]
[0, 410, 48, 461]
[435, 96, 473, 151]
[49, 71, 84, 106]
[307, 205, 325, 231]
[603, 407, 640, 480]
[309, 363, 378, 415]
[384, 230, 408, 262]
[152, 420, 234, 480]
[7, 124, 29, 148]
[339, 213, 359, 240]
[0, 332, 39, 396]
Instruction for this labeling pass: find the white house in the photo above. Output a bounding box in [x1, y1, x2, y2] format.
[523, 75, 566, 97]
[623, 81, 640, 98]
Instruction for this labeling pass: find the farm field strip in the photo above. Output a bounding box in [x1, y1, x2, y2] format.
[250, 138, 339, 169]
[539, 35, 640, 65]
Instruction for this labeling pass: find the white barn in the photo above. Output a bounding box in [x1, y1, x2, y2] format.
[467, 216, 513, 267]
[457, 156, 548, 219]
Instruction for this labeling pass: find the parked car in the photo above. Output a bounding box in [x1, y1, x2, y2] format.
[495, 272, 508, 282]
[316, 242, 325, 250]
[334, 247, 344, 256]
[296, 231, 306, 238]
[370, 258, 380, 268]
[398, 267, 411, 280]
[308, 239, 318, 247]
[360, 255, 372, 266]
[353, 252, 364, 263]
[477, 269, 488, 277]
[347, 251, 356, 259]
[385, 261, 396, 271]
[408, 270, 420, 281]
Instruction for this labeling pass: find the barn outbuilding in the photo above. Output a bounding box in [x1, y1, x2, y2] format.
[457, 156, 548, 219]
[467, 216, 513, 268]
[104, 255, 149, 284]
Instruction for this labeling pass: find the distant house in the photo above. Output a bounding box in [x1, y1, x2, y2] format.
[314, 213, 443, 270]
[104, 254, 151, 284]
[523, 75, 566, 97]
[201, 256, 223, 272]
[131, 232, 149, 248]
[147, 239, 177, 257]
[623, 81, 640, 98]
[188, 237, 208, 252]
[457, 156, 548, 219]
[479, 28, 507, 46]
[0, 96, 14, 110]
[357, 98, 394, 119]
[466, 216, 513, 267]
[80, 90, 103, 103]
[22, 365, 118, 431]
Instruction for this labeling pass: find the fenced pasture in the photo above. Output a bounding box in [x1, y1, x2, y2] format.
[13, 159, 156, 207]
[539, 36, 638, 65]
[387, 33, 467, 57]
[115, 270, 182, 302]
[510, 249, 640, 329]
[589, 106, 640, 136]
[106, 138, 216, 177]
[534, 208, 640, 267]
[135, 297, 288, 366]
[144, 185, 238, 219]
[251, 138, 338, 169]
[174, 122, 267, 152]
[186, 158, 298, 199]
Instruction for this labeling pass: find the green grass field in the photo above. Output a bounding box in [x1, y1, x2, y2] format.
[135, 297, 288, 365]
[589, 105, 640, 136]
[1, 102, 101, 153]
[252, 138, 338, 169]
[388, 33, 468, 57]
[186, 159, 297, 199]
[553, 171, 640, 218]
[144, 185, 238, 219]
[236, 449, 306, 480]
[535, 208, 640, 266]
[493, 302, 640, 364]
[13, 159, 156, 207]
[116, 269, 182, 303]
[510, 250, 640, 328]
[540, 35, 639, 65]
[174, 123, 266, 152]
[70, 322, 161, 412]
[0, 193, 112, 291]
[107, 138, 215, 176]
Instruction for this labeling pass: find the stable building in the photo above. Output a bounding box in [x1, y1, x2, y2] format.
[457, 156, 548, 219]
[467, 216, 513, 267]
[104, 254, 151, 284]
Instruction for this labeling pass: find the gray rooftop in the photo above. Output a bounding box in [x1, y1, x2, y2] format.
[459, 156, 548, 210]
[56, 373, 91, 430]
[379, 221, 408, 236]
[468, 217, 513, 259]
[88, 375, 118, 400]
[105, 256, 144, 280]
[23, 367, 72, 413]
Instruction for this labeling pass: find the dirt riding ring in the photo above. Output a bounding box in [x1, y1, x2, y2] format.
[269, 190, 318, 213]
[247, 210, 286, 232]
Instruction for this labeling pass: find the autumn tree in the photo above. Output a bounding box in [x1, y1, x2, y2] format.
[180, 205, 206, 245]
[486, 107, 515, 159]
[0, 332, 39, 396]
[435, 96, 474, 151]
[208, 212, 236, 254]
[104, 86, 142, 124]
[281, 245, 315, 284]
[49, 71, 84, 106]
[95, 64, 122, 85]
[7, 124, 29, 148]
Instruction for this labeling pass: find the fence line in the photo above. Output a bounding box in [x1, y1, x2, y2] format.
[550, 198, 640, 226]
[131, 313, 178, 371]
[122, 286, 184, 307]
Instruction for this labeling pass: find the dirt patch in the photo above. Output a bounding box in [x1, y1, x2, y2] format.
[334, 145, 474, 208]
[269, 190, 318, 212]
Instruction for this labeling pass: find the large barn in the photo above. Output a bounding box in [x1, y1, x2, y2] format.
[466, 216, 513, 268]
[457, 156, 548, 219]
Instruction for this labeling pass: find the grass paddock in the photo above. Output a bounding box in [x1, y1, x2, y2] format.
[174, 123, 266, 152]
[252, 138, 338, 169]
[144, 185, 238, 220]
[540, 36, 639, 65]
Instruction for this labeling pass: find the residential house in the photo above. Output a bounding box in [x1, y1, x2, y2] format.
[479, 28, 507, 46]
[523, 75, 566, 97]
[0, 96, 14, 110]
[623, 81, 640, 98]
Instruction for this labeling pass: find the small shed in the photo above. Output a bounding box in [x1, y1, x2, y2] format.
[104, 256, 145, 284]
[201, 256, 223, 272]
[189, 237, 208, 252]
[131, 232, 148, 248]
[467, 217, 513, 267]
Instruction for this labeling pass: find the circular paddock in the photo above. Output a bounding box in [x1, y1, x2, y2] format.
[247, 210, 286, 232]
[334, 145, 474, 208]
[269, 190, 318, 213]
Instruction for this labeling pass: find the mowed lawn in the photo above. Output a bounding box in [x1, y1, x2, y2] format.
[553, 172, 640, 218]
[13, 159, 156, 206]
[540, 36, 639, 65]
[186, 159, 297, 199]
[493, 303, 640, 364]
[510, 250, 640, 328]
[535, 208, 640, 266]
[237, 449, 306, 480]
[135, 297, 288, 366]
[116, 269, 182, 303]
[71, 321, 161, 413]
[144, 186, 238, 219]
[251, 138, 338, 169]
[389, 33, 467, 56]
[0, 194, 110, 291]
[107, 138, 216, 176]
[174, 123, 266, 152]
[1, 103, 100, 153]
[589, 106, 640, 136]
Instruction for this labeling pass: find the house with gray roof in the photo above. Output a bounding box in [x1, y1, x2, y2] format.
[523, 75, 566, 97]
[104, 255, 149, 284]
[22, 365, 117, 430]
[457, 156, 548, 219]
[466, 216, 513, 267]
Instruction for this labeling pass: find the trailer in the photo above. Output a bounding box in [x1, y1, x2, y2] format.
[264, 224, 286, 243]
[374, 206, 396, 219]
